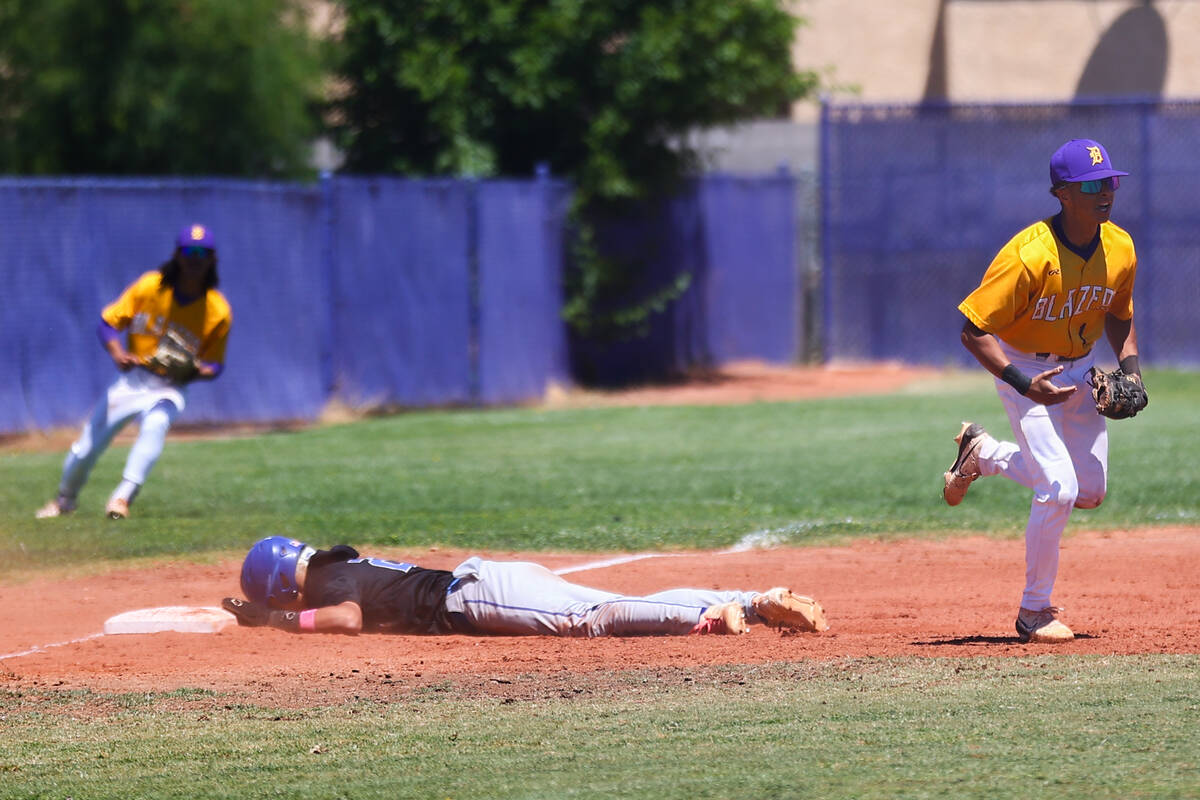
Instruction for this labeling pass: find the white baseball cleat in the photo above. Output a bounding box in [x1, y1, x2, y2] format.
[105, 498, 130, 520]
[752, 588, 829, 632]
[35, 498, 73, 519]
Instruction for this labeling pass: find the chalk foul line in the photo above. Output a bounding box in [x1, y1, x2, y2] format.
[0, 632, 105, 662]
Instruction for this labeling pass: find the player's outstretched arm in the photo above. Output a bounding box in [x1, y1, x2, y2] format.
[960, 320, 1074, 406]
[222, 598, 363, 634]
[311, 601, 363, 634]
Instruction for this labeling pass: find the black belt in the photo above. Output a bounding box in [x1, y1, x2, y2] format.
[443, 578, 476, 634]
[1034, 350, 1090, 363]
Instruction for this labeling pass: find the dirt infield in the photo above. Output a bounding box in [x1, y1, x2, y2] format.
[542, 361, 945, 408]
[4, 528, 1198, 706]
[3, 363, 1196, 706]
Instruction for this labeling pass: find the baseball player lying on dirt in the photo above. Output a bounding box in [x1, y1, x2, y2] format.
[223, 536, 829, 637]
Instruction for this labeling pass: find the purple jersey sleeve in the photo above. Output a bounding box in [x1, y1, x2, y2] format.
[97, 320, 122, 347]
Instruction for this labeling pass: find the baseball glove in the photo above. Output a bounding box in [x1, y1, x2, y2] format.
[1087, 367, 1148, 420]
[143, 329, 199, 383]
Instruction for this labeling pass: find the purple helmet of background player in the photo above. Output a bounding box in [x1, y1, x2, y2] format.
[240, 536, 316, 607]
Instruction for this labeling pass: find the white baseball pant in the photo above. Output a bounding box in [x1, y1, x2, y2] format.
[57, 370, 186, 505]
[443, 557, 761, 637]
[977, 343, 1107, 610]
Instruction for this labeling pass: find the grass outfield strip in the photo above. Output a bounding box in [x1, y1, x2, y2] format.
[2, 369, 1198, 572]
[1, 656, 1197, 799]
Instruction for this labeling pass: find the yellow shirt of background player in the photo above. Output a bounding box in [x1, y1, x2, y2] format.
[958, 217, 1137, 358]
[101, 271, 232, 364]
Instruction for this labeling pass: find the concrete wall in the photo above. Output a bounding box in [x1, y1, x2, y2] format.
[789, 0, 1200, 119]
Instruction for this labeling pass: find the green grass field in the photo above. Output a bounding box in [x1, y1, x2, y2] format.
[2, 656, 1197, 799]
[4, 369, 1199, 570]
[2, 369, 1198, 799]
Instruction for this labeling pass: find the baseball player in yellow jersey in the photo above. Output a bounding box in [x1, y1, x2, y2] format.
[35, 224, 233, 520]
[944, 139, 1143, 644]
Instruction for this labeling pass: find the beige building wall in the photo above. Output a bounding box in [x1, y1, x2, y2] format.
[790, 0, 1200, 120]
[790, 0, 944, 109]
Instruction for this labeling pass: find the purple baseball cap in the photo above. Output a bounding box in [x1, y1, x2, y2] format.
[176, 223, 216, 250]
[1049, 139, 1129, 186]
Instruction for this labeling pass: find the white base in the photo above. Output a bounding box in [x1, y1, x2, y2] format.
[103, 606, 237, 635]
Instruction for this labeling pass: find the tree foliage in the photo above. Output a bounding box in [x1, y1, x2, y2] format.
[333, 1, 816, 337]
[0, 0, 325, 178]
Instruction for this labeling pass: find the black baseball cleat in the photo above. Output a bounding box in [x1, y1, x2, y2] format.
[943, 421, 990, 506]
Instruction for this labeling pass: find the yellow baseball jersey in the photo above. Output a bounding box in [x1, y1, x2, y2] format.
[959, 218, 1136, 357]
[101, 271, 232, 364]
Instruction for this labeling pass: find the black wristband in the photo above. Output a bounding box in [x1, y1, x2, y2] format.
[267, 609, 301, 632]
[1000, 363, 1032, 395]
[1119, 354, 1140, 377]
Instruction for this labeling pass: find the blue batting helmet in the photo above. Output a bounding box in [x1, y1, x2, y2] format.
[240, 536, 316, 607]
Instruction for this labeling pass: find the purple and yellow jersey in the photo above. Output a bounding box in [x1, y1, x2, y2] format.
[101, 271, 232, 364]
[959, 218, 1136, 358]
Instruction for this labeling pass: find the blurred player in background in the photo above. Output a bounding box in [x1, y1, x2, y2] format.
[222, 536, 830, 637]
[35, 224, 233, 520]
[943, 139, 1141, 643]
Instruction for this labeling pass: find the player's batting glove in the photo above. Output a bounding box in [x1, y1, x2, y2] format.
[222, 596, 271, 627]
[221, 597, 302, 631]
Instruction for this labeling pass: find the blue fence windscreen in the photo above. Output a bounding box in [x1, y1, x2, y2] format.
[699, 172, 797, 364]
[0, 178, 330, 430]
[571, 172, 800, 385]
[821, 99, 1200, 367]
[1, 170, 797, 435]
[476, 178, 572, 405]
[329, 177, 475, 408]
[192, 181, 330, 425]
[568, 189, 709, 386]
[1, 175, 575, 434]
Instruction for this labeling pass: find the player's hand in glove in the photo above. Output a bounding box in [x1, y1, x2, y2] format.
[222, 597, 303, 631]
[143, 329, 199, 383]
[222, 596, 271, 626]
[1087, 367, 1148, 419]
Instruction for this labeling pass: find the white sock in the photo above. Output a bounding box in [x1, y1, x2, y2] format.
[112, 479, 141, 504]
